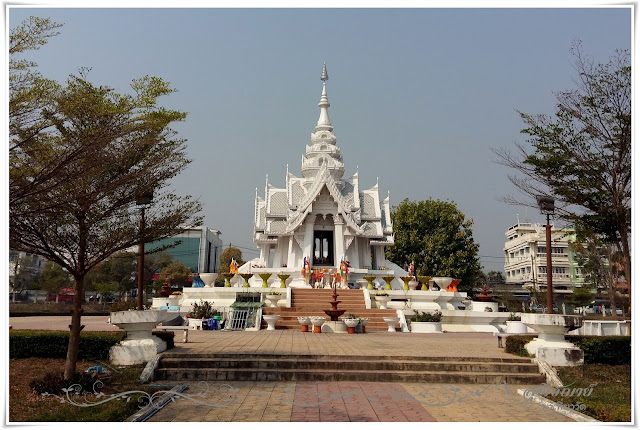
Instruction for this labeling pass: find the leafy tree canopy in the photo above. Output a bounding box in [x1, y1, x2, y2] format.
[386, 199, 482, 291]
[9, 17, 201, 379]
[494, 42, 631, 291]
[37, 261, 72, 293]
[155, 260, 192, 288]
[218, 246, 244, 274]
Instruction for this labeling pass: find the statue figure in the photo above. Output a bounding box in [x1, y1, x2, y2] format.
[230, 258, 239, 274]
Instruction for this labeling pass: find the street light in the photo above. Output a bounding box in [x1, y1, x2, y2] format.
[136, 190, 154, 311]
[536, 195, 555, 314]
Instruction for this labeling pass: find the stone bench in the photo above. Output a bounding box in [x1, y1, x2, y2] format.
[157, 326, 190, 343]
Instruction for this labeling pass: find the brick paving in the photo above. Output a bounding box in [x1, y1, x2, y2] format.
[146, 330, 575, 422]
[9, 316, 575, 421]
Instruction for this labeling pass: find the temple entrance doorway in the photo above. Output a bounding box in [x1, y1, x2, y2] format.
[313, 230, 334, 266]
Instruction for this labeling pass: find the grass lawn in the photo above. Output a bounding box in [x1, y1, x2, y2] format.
[547, 364, 631, 422]
[10, 358, 160, 422]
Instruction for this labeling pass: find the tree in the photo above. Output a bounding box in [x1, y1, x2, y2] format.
[386, 199, 482, 291]
[88, 252, 137, 300]
[10, 255, 41, 297]
[9, 70, 202, 379]
[37, 261, 72, 294]
[478, 270, 505, 287]
[564, 286, 594, 309]
[155, 260, 192, 289]
[9, 16, 61, 147]
[570, 223, 625, 314]
[494, 43, 631, 304]
[218, 246, 244, 274]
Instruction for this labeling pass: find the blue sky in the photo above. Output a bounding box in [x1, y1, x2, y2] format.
[7, 6, 632, 273]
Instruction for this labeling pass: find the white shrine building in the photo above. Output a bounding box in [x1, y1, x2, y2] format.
[243, 65, 405, 286]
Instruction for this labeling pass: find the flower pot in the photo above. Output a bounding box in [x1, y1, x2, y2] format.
[309, 316, 326, 333]
[375, 296, 390, 309]
[506, 320, 528, 334]
[265, 294, 281, 307]
[297, 316, 311, 332]
[411, 321, 442, 333]
[383, 316, 400, 332]
[199, 273, 218, 287]
[359, 318, 369, 333]
[188, 318, 203, 330]
[343, 318, 359, 334]
[262, 315, 280, 331]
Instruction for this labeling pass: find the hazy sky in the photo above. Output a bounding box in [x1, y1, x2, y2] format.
[8, 6, 632, 273]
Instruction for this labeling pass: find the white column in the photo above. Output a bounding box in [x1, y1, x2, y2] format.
[351, 236, 360, 269]
[303, 221, 314, 262]
[287, 236, 296, 268]
[364, 240, 372, 268]
[374, 246, 385, 269]
[273, 238, 283, 268]
[334, 215, 345, 270]
[260, 244, 271, 267]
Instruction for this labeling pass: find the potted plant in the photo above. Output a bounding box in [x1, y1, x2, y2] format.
[358, 317, 369, 333]
[265, 291, 283, 307]
[410, 310, 443, 333]
[374, 292, 391, 309]
[505, 312, 528, 334]
[188, 300, 219, 329]
[342, 313, 360, 334]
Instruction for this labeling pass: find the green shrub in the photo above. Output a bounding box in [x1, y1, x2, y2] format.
[109, 301, 138, 312]
[567, 335, 631, 365]
[505, 335, 631, 364]
[152, 330, 175, 350]
[10, 330, 126, 360]
[505, 335, 535, 357]
[413, 310, 442, 322]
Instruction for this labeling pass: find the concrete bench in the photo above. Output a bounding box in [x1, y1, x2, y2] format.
[157, 326, 189, 343]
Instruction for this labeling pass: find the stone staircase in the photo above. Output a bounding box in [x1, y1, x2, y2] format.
[260, 288, 399, 331]
[155, 353, 546, 385]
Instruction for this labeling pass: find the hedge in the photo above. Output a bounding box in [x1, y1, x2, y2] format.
[10, 330, 175, 360]
[505, 335, 631, 365]
[505, 335, 536, 357]
[567, 335, 631, 365]
[10, 330, 126, 360]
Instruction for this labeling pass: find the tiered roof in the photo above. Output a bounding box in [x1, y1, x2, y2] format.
[253, 65, 393, 246]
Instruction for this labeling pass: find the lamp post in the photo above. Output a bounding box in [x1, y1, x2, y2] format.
[136, 191, 154, 311]
[536, 195, 555, 314]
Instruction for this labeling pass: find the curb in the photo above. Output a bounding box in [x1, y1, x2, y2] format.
[125, 384, 188, 422]
[516, 388, 600, 422]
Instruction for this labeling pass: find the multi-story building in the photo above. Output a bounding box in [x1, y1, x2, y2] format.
[503, 222, 585, 295]
[147, 226, 223, 273]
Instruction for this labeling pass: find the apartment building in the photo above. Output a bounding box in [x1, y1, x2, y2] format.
[504, 222, 585, 294]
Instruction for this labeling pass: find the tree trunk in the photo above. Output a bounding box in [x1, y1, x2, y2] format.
[619, 226, 631, 316]
[64, 275, 84, 379]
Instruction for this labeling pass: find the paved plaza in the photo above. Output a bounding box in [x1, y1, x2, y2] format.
[147, 331, 575, 422]
[9, 317, 577, 422]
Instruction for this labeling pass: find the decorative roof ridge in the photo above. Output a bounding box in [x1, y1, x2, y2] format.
[285, 165, 363, 234]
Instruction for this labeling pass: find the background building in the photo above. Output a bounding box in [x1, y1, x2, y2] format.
[148, 226, 222, 273]
[503, 222, 585, 297]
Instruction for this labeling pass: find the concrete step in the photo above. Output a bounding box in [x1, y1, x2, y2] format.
[260, 310, 397, 317]
[155, 367, 545, 385]
[159, 357, 541, 374]
[161, 353, 534, 363]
